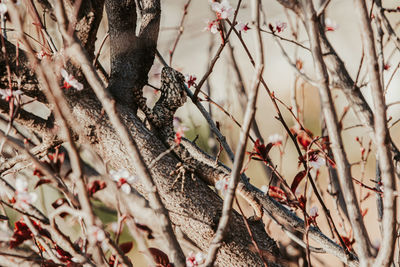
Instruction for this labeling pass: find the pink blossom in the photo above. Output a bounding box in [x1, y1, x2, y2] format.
[210, 0, 233, 20]
[186, 251, 205, 267]
[235, 22, 250, 32]
[275, 21, 287, 33]
[204, 19, 219, 34]
[61, 68, 84, 91]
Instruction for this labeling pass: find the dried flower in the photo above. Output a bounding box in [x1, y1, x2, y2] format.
[88, 226, 106, 243]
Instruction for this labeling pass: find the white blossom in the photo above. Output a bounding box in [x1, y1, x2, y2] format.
[0, 89, 23, 103]
[110, 169, 138, 194]
[309, 154, 325, 169]
[210, 0, 233, 19]
[275, 21, 287, 33]
[325, 18, 339, 31]
[204, 19, 219, 34]
[88, 226, 106, 243]
[260, 185, 268, 194]
[14, 177, 37, 210]
[235, 22, 250, 32]
[215, 177, 229, 195]
[309, 206, 318, 217]
[61, 68, 84, 91]
[0, 3, 7, 16]
[268, 134, 283, 146]
[186, 251, 205, 267]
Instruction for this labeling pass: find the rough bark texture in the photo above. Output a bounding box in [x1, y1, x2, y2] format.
[0, 41, 282, 266]
[69, 90, 281, 266]
[105, 0, 160, 108]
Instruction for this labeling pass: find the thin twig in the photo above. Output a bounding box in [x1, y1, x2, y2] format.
[355, 0, 397, 266]
[304, 0, 372, 263]
[204, 0, 264, 264]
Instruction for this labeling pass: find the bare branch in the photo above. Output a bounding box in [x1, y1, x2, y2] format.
[354, 0, 397, 266]
[302, 0, 372, 263]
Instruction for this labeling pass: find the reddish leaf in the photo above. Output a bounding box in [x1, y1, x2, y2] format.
[119, 242, 133, 254]
[148, 247, 171, 267]
[10, 218, 50, 248]
[249, 139, 272, 164]
[55, 245, 73, 263]
[35, 179, 52, 188]
[10, 219, 32, 248]
[341, 235, 354, 250]
[268, 186, 287, 202]
[291, 126, 313, 149]
[33, 166, 44, 178]
[87, 180, 107, 197]
[290, 170, 307, 193]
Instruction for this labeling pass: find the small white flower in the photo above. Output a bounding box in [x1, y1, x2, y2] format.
[0, 3, 7, 16]
[120, 183, 131, 194]
[235, 22, 250, 32]
[15, 177, 28, 192]
[110, 222, 119, 233]
[88, 226, 106, 243]
[14, 177, 37, 210]
[215, 177, 229, 195]
[325, 18, 339, 31]
[275, 21, 287, 33]
[309, 206, 318, 217]
[186, 251, 205, 267]
[260, 185, 268, 194]
[204, 19, 219, 34]
[210, 0, 233, 19]
[309, 154, 325, 169]
[0, 89, 23, 103]
[61, 68, 84, 91]
[268, 134, 283, 146]
[110, 169, 138, 194]
[372, 239, 381, 250]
